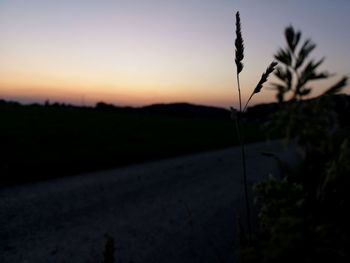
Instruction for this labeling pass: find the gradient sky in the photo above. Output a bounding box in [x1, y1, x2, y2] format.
[0, 0, 349, 108]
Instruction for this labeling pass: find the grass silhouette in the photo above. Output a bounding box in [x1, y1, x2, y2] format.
[233, 11, 277, 242]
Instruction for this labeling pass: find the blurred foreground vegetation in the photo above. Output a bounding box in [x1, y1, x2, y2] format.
[241, 94, 350, 263]
[240, 24, 350, 262]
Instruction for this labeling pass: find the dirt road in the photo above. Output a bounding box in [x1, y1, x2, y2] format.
[0, 140, 295, 263]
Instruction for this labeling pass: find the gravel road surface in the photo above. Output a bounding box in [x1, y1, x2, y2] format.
[0, 140, 295, 263]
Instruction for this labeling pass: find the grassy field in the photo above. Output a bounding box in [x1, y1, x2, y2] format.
[0, 102, 266, 185]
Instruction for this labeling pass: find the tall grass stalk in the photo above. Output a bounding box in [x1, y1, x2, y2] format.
[233, 11, 277, 242]
[234, 11, 252, 241]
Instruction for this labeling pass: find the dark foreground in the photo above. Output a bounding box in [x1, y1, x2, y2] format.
[0, 141, 295, 263]
[0, 101, 267, 186]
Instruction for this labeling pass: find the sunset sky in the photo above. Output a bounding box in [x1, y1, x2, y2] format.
[1, 0, 349, 108]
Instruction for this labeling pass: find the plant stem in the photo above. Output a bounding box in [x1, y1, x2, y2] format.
[243, 93, 254, 113]
[235, 73, 252, 241]
[237, 74, 242, 113]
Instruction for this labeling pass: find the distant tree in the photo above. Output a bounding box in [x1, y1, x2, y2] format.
[272, 25, 347, 103]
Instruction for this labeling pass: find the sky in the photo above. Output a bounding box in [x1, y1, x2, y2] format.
[0, 0, 349, 108]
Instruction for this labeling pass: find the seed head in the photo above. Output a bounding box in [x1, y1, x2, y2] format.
[254, 62, 278, 94]
[235, 12, 244, 74]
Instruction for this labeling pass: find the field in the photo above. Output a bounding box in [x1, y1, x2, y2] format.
[0, 102, 266, 185]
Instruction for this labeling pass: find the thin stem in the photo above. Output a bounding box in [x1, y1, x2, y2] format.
[235, 72, 252, 241]
[243, 93, 254, 113]
[234, 117, 252, 240]
[237, 74, 242, 113]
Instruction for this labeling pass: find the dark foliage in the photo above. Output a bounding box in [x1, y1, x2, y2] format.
[141, 103, 230, 120]
[240, 26, 349, 262]
[95, 101, 231, 120]
[271, 26, 347, 103]
[0, 100, 266, 186]
[241, 97, 350, 262]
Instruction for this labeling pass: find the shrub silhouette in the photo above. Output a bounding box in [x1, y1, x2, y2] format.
[271, 25, 347, 103]
[239, 25, 350, 263]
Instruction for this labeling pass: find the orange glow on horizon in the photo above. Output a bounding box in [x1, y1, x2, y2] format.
[1, 1, 348, 109]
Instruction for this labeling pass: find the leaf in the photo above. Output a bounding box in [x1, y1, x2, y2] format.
[295, 39, 316, 70]
[323, 77, 348, 95]
[294, 32, 301, 52]
[274, 67, 293, 91]
[311, 71, 330, 81]
[299, 58, 327, 84]
[295, 55, 304, 70]
[274, 48, 292, 66]
[285, 26, 295, 51]
[313, 57, 325, 69]
[285, 25, 301, 52]
[300, 39, 316, 59]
